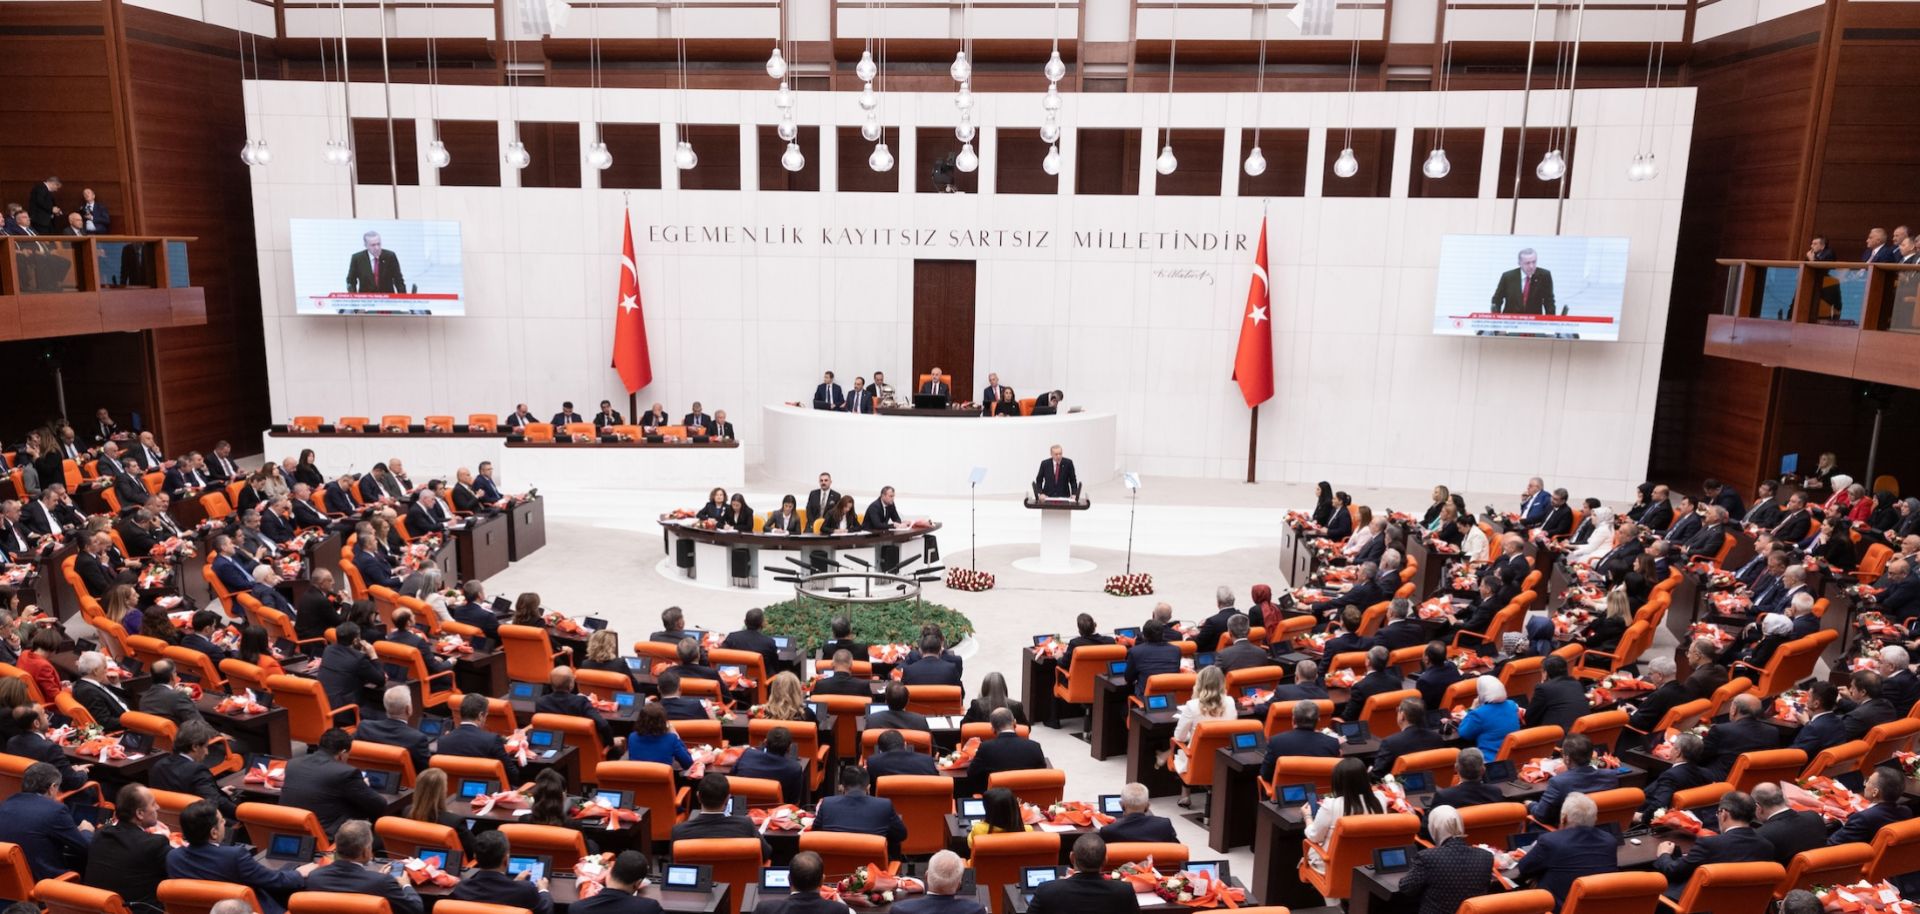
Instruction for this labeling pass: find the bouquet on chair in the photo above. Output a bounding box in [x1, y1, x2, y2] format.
[835, 864, 923, 906]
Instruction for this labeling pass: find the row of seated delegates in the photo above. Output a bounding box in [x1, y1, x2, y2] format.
[499, 401, 737, 440]
[1819, 225, 1920, 265]
[693, 483, 909, 534]
[805, 370, 1064, 418]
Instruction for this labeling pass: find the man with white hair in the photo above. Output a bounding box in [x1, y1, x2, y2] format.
[1194, 586, 1241, 655]
[1520, 477, 1551, 526]
[71, 651, 130, 731]
[1703, 694, 1779, 778]
[1398, 806, 1497, 914]
[354, 685, 433, 774]
[1097, 783, 1177, 844]
[248, 562, 294, 615]
[1878, 644, 1917, 711]
[1373, 598, 1425, 651]
[1754, 782, 1828, 865]
[891, 850, 983, 914]
[1787, 591, 1820, 638]
[1515, 793, 1616, 909]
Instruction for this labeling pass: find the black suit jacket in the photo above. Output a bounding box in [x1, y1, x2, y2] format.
[1524, 677, 1591, 731]
[345, 248, 406, 293]
[1842, 698, 1899, 741]
[358, 717, 435, 774]
[74, 550, 114, 598]
[1370, 726, 1446, 779]
[733, 748, 808, 806]
[899, 655, 962, 686]
[811, 673, 871, 697]
[1342, 669, 1404, 722]
[671, 811, 772, 860]
[1491, 266, 1555, 315]
[1261, 728, 1341, 780]
[1830, 802, 1911, 845]
[813, 383, 845, 410]
[85, 822, 170, 906]
[805, 489, 842, 524]
[812, 791, 908, 855]
[572, 891, 665, 914]
[71, 677, 130, 732]
[277, 750, 389, 835]
[867, 747, 939, 779]
[1215, 641, 1270, 673]
[967, 732, 1047, 794]
[1626, 681, 1691, 733]
[318, 642, 387, 712]
[152, 751, 235, 818]
[452, 869, 553, 914]
[1035, 458, 1078, 498]
[6, 731, 85, 791]
[863, 498, 902, 531]
[1373, 619, 1427, 652]
[1758, 808, 1829, 864]
[721, 628, 781, 671]
[1194, 607, 1241, 656]
[296, 590, 344, 641]
[1653, 826, 1776, 888]
[1792, 712, 1848, 756]
[1097, 811, 1178, 845]
[436, 722, 521, 782]
[304, 859, 424, 914]
[1431, 780, 1505, 809]
[1028, 872, 1137, 914]
[1702, 717, 1781, 777]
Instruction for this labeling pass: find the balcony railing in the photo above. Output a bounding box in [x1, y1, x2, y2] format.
[0, 235, 207, 341]
[1706, 258, 1920, 388]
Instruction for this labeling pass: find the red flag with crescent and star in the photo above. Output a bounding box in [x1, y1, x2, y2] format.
[1232, 216, 1274, 407]
[611, 209, 653, 394]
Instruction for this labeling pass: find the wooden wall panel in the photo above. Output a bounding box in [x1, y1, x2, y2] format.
[911, 260, 976, 401]
[0, 5, 130, 233]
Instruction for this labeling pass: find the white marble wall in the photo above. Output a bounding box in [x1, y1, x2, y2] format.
[245, 81, 1693, 499]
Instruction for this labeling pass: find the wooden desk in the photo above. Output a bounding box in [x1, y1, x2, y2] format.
[1207, 747, 1266, 851]
[743, 885, 991, 914]
[454, 512, 511, 583]
[509, 497, 547, 561]
[1124, 707, 1186, 798]
[197, 693, 293, 757]
[1088, 677, 1129, 760]
[454, 649, 508, 696]
[1250, 801, 1321, 909]
[1021, 648, 1057, 728]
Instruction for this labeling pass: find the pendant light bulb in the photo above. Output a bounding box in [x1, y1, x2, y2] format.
[1625, 154, 1644, 181]
[1243, 145, 1266, 177]
[781, 141, 805, 172]
[859, 82, 878, 111]
[1043, 84, 1062, 111]
[586, 141, 613, 170]
[253, 141, 271, 165]
[426, 140, 450, 168]
[240, 141, 257, 166]
[955, 142, 978, 173]
[1536, 149, 1565, 181]
[856, 50, 877, 83]
[765, 47, 787, 80]
[1044, 50, 1067, 83]
[869, 141, 894, 172]
[503, 141, 529, 169]
[777, 118, 799, 142]
[1422, 148, 1451, 179]
[774, 80, 793, 110]
[1641, 153, 1658, 180]
[950, 51, 971, 83]
[674, 140, 697, 170]
[1042, 143, 1061, 175]
[1039, 119, 1061, 144]
[1155, 144, 1177, 175]
[1333, 147, 1359, 178]
[955, 120, 977, 143]
[861, 117, 883, 143]
[955, 83, 973, 110]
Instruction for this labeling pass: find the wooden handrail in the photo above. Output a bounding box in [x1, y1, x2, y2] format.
[1713, 258, 1920, 329]
[0, 235, 199, 296]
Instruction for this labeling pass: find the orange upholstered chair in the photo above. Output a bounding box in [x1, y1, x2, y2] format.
[812, 695, 873, 757]
[1457, 803, 1528, 848]
[1629, 698, 1710, 740]
[1663, 861, 1785, 914]
[904, 685, 964, 716]
[968, 832, 1061, 914]
[1778, 843, 1872, 897]
[381, 415, 415, 431]
[1260, 756, 1340, 800]
[594, 762, 687, 843]
[431, 755, 510, 792]
[958, 723, 1031, 743]
[1804, 740, 1867, 780]
[375, 816, 466, 862]
[497, 824, 588, 872]
[157, 879, 262, 914]
[986, 769, 1065, 807]
[670, 838, 764, 914]
[1865, 817, 1920, 884]
[1133, 673, 1195, 709]
[1224, 665, 1286, 694]
[1389, 748, 1458, 787]
[0, 841, 61, 902]
[860, 728, 934, 762]
[149, 790, 201, 834]
[575, 669, 634, 700]
[1726, 749, 1808, 792]
[727, 776, 784, 807]
[1171, 720, 1261, 800]
[670, 719, 725, 748]
[562, 422, 595, 439]
[289, 893, 389, 914]
[1670, 783, 1731, 816]
[235, 802, 330, 851]
[1739, 630, 1835, 698]
[423, 416, 455, 433]
[162, 646, 225, 692]
[1052, 645, 1126, 725]
[347, 741, 416, 789]
[874, 775, 955, 857]
[521, 423, 555, 443]
[1861, 718, 1920, 771]
[1263, 700, 1335, 739]
[532, 712, 608, 784]
[1360, 689, 1419, 738]
[34, 880, 130, 914]
[1103, 843, 1188, 868]
[1585, 787, 1645, 832]
[373, 640, 457, 712]
[1566, 871, 1672, 914]
[268, 674, 358, 743]
[1461, 889, 1554, 914]
[1496, 725, 1564, 764]
[799, 831, 892, 874]
[706, 648, 769, 704]
[498, 624, 568, 683]
[1499, 657, 1547, 704]
[1299, 813, 1420, 901]
[1569, 711, 1629, 754]
[468, 414, 499, 432]
[336, 417, 370, 432]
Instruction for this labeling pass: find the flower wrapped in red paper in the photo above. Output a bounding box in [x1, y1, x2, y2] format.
[867, 644, 910, 664]
[1520, 757, 1566, 785]
[1105, 861, 1164, 893]
[836, 863, 924, 907]
[1708, 592, 1752, 616]
[402, 856, 462, 887]
[1686, 622, 1737, 650]
[718, 667, 757, 692]
[1785, 778, 1869, 821]
[215, 691, 266, 715]
[1153, 871, 1247, 909]
[1416, 598, 1454, 622]
[1774, 690, 1812, 724]
[1650, 808, 1715, 837]
[1326, 669, 1360, 688]
[1043, 801, 1116, 828]
[137, 565, 172, 590]
[570, 801, 642, 829]
[75, 736, 127, 760]
[434, 634, 474, 656]
[570, 853, 617, 899]
[1455, 651, 1494, 675]
[1817, 880, 1918, 914]
[546, 613, 588, 637]
[1033, 636, 1067, 661]
[938, 737, 980, 771]
[748, 804, 811, 832]
[244, 759, 286, 787]
[471, 783, 535, 815]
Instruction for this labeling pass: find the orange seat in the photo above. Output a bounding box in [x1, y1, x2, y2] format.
[1457, 802, 1528, 848]
[34, 880, 131, 914]
[53, 691, 94, 730]
[669, 719, 725, 747]
[1262, 700, 1335, 739]
[574, 669, 634, 700]
[1224, 665, 1287, 695]
[812, 695, 872, 757]
[1356, 602, 1389, 638]
[1260, 756, 1340, 801]
[1499, 656, 1547, 703]
[1573, 622, 1654, 680]
[968, 832, 1061, 914]
[1389, 748, 1458, 787]
[498, 624, 568, 684]
[1864, 816, 1920, 884]
[670, 838, 764, 914]
[1662, 861, 1785, 914]
[531, 712, 607, 785]
[1171, 719, 1262, 793]
[874, 775, 955, 857]
[706, 648, 770, 705]
[1324, 652, 1369, 682]
[218, 659, 274, 701]
[1438, 679, 1480, 715]
[1586, 787, 1645, 832]
[562, 422, 595, 439]
[198, 492, 232, 520]
[1670, 782, 1733, 815]
[157, 879, 263, 914]
[235, 802, 331, 851]
[1461, 889, 1554, 914]
[288, 893, 389, 914]
[468, 414, 499, 432]
[1703, 677, 1755, 722]
[347, 741, 416, 789]
[1103, 842, 1189, 868]
[1569, 710, 1630, 754]
[1860, 718, 1920, 771]
[799, 831, 891, 874]
[1726, 748, 1807, 793]
[373, 640, 457, 711]
[594, 761, 688, 843]
[1133, 673, 1195, 709]
[1496, 725, 1563, 764]
[497, 823, 587, 872]
[434, 903, 531, 914]
[151, 789, 201, 833]
[1738, 630, 1836, 698]
[1777, 843, 1872, 898]
[1855, 543, 1895, 584]
[1804, 740, 1868, 780]
[1051, 644, 1126, 719]
[1386, 646, 1426, 677]
[431, 755, 511, 791]
[1298, 813, 1420, 901]
[423, 416, 455, 433]
[985, 769, 1065, 807]
[268, 673, 359, 743]
[727, 775, 784, 807]
[1630, 698, 1710, 738]
[1359, 689, 1419, 738]
[1563, 871, 1668, 914]
[375, 816, 466, 863]
[0, 841, 61, 902]
[162, 646, 226, 692]
[957, 722, 1031, 743]
[904, 685, 964, 716]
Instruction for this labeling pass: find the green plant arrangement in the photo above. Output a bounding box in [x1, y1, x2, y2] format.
[761, 595, 975, 654]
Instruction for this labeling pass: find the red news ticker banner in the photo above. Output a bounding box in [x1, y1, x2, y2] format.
[1453, 312, 1615, 323]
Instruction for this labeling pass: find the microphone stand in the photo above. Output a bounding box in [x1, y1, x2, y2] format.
[970, 477, 979, 574]
[1125, 482, 1138, 575]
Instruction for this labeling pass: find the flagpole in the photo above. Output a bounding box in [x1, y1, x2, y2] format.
[1245, 197, 1270, 484]
[623, 191, 639, 422]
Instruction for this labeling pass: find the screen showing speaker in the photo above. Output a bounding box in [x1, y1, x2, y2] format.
[289, 218, 465, 316]
[1431, 234, 1630, 341]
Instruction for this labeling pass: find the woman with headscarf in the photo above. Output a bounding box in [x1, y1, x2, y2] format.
[1569, 507, 1617, 564]
[1725, 612, 1794, 669]
[1250, 584, 1285, 630]
[1310, 482, 1336, 527]
[1867, 492, 1901, 534]
[1523, 614, 1556, 658]
[1848, 484, 1875, 525]
[1822, 475, 1855, 515]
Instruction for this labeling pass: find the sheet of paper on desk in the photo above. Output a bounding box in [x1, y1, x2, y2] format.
[928, 716, 959, 728]
[1134, 893, 1162, 908]
[1037, 823, 1076, 833]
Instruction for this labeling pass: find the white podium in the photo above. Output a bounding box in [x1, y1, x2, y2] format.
[1012, 498, 1095, 574]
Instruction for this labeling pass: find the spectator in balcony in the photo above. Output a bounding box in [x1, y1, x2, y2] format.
[1807, 236, 1835, 262]
[78, 188, 108, 234]
[60, 213, 85, 237]
[27, 177, 60, 233]
[1864, 227, 1900, 263]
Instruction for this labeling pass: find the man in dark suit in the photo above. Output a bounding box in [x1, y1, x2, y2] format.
[352, 524, 403, 590]
[165, 799, 313, 914]
[863, 487, 903, 531]
[1373, 599, 1427, 651]
[1321, 562, 1388, 617]
[71, 652, 131, 732]
[405, 487, 450, 538]
[812, 651, 872, 697]
[1215, 616, 1269, 673]
[1341, 647, 1403, 722]
[804, 474, 842, 528]
[1626, 656, 1691, 738]
[868, 683, 931, 731]
[1790, 681, 1848, 756]
[1535, 488, 1576, 537]
[758, 852, 850, 914]
[1863, 227, 1901, 264]
[1830, 768, 1912, 844]
[27, 176, 61, 232]
[534, 666, 614, 745]
[1878, 644, 1919, 713]
[1639, 733, 1713, 821]
[1371, 698, 1446, 779]
[652, 670, 712, 721]
[709, 410, 736, 440]
[1528, 734, 1621, 823]
[73, 530, 116, 599]
[893, 851, 986, 914]
[681, 402, 711, 433]
[1260, 701, 1339, 781]
[503, 404, 538, 430]
[966, 709, 1047, 796]
[1654, 791, 1776, 898]
[551, 402, 584, 426]
[295, 568, 347, 642]
[899, 636, 963, 686]
[1028, 835, 1138, 914]
[439, 694, 522, 782]
[1837, 672, 1893, 741]
[812, 767, 908, 857]
[322, 476, 359, 515]
[1125, 621, 1183, 698]
[385, 608, 451, 677]
[279, 729, 389, 836]
[845, 379, 876, 415]
[319, 622, 389, 718]
[590, 400, 625, 431]
[85, 784, 172, 910]
[1703, 694, 1781, 778]
[303, 819, 424, 914]
[1772, 493, 1813, 544]
[344, 230, 407, 293]
[150, 721, 236, 820]
[182, 609, 234, 665]
[76, 187, 107, 234]
[1096, 783, 1178, 844]
[357, 686, 436, 775]
[1755, 783, 1829, 865]
[1270, 661, 1330, 701]
[571, 852, 663, 914]
[1193, 589, 1242, 656]
[0, 762, 92, 880]
[866, 729, 939, 779]
[1515, 792, 1618, 910]
[451, 830, 554, 914]
[917, 369, 951, 399]
[813, 372, 846, 411]
[140, 659, 206, 725]
[720, 608, 780, 672]
[1524, 655, 1591, 732]
[980, 373, 1007, 408]
[733, 725, 809, 807]
[1490, 247, 1555, 315]
[1413, 642, 1462, 711]
[1034, 445, 1079, 499]
[6, 706, 91, 792]
[1062, 614, 1116, 671]
[1430, 748, 1505, 809]
[670, 775, 772, 859]
[450, 580, 501, 642]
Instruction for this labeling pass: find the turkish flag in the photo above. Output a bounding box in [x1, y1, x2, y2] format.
[1231, 216, 1274, 407]
[611, 210, 653, 394]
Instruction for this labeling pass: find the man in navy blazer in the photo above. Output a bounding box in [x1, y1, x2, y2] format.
[0, 762, 94, 880]
[732, 726, 808, 807]
[352, 525, 403, 590]
[164, 798, 311, 914]
[323, 477, 358, 515]
[5, 706, 91, 792]
[209, 535, 255, 595]
[1841, 670, 1899, 740]
[570, 851, 663, 914]
[966, 709, 1047, 796]
[1515, 792, 1619, 909]
[1193, 588, 1242, 656]
[1790, 682, 1848, 756]
[1829, 768, 1912, 845]
[1639, 733, 1713, 821]
[1524, 656, 1592, 732]
[1028, 836, 1139, 914]
[1702, 695, 1781, 778]
[1654, 791, 1777, 898]
[866, 730, 938, 779]
[1528, 734, 1621, 823]
[356, 686, 436, 775]
[1125, 621, 1184, 697]
[1372, 600, 1427, 652]
[811, 767, 908, 858]
[1342, 647, 1404, 722]
[439, 694, 523, 782]
[534, 666, 614, 745]
[867, 683, 931, 731]
[813, 372, 846, 410]
[278, 729, 389, 836]
[893, 850, 986, 914]
[654, 671, 713, 721]
[303, 820, 424, 914]
[1370, 698, 1446, 779]
[1519, 478, 1552, 527]
[845, 379, 877, 415]
[1260, 701, 1339, 781]
[1096, 783, 1178, 844]
[1270, 661, 1330, 701]
[760, 852, 854, 914]
[1430, 749, 1505, 809]
[451, 830, 554, 914]
[1754, 783, 1829, 865]
[452, 580, 502, 641]
[899, 637, 963, 686]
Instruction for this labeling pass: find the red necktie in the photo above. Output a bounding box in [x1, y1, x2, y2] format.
[371, 258, 380, 287]
[1053, 462, 1060, 481]
[1521, 275, 1530, 304]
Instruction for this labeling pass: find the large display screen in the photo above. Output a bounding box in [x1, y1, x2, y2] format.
[290, 218, 464, 315]
[1432, 234, 1630, 340]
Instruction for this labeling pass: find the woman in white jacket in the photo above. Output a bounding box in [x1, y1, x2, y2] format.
[1169, 665, 1235, 806]
[1569, 507, 1616, 565]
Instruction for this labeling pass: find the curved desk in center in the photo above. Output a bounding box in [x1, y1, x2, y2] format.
[657, 520, 942, 592]
[760, 404, 1117, 497]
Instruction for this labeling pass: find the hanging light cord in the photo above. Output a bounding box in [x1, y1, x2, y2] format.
[1433, 0, 1452, 151]
[1164, 0, 1179, 149]
[1251, 0, 1267, 152]
[1342, 8, 1360, 150]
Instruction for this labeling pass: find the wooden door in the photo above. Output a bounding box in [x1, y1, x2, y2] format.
[911, 260, 976, 402]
